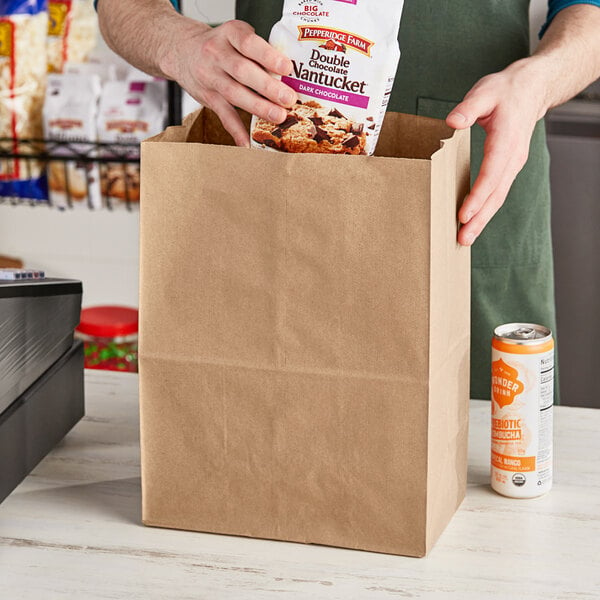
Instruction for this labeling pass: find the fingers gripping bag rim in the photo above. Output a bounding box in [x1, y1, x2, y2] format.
[250, 0, 405, 156]
[0, 0, 49, 201]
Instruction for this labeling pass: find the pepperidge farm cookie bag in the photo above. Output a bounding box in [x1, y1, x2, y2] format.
[251, 0, 405, 155]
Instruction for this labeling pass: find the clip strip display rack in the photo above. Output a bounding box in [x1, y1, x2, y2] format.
[0, 137, 141, 211]
[0, 81, 182, 211]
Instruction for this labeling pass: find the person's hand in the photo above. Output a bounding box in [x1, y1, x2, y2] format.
[166, 20, 297, 147]
[446, 59, 549, 246]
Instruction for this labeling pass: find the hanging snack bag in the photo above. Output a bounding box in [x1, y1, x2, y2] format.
[43, 72, 102, 209]
[47, 0, 97, 73]
[251, 0, 405, 156]
[64, 59, 118, 84]
[96, 80, 166, 206]
[0, 0, 48, 200]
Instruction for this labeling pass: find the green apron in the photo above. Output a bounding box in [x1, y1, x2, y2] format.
[236, 0, 557, 401]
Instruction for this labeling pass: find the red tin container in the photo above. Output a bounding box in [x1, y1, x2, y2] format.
[76, 306, 138, 372]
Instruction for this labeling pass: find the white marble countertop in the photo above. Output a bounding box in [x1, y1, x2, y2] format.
[0, 370, 598, 599]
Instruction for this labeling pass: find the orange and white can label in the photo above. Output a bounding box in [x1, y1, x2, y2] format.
[491, 323, 554, 498]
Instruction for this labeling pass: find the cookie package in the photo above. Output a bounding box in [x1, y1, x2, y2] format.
[251, 0, 405, 156]
[96, 80, 166, 205]
[44, 72, 102, 209]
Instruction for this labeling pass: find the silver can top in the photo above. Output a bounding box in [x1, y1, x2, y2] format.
[494, 323, 553, 345]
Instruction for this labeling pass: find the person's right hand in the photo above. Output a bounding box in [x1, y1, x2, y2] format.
[165, 20, 297, 147]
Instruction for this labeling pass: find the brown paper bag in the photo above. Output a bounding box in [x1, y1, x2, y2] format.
[139, 108, 470, 557]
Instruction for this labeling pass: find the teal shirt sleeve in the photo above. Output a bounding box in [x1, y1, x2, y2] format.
[94, 0, 180, 10]
[540, 0, 600, 36]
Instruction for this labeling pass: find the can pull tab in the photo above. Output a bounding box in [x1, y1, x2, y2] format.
[514, 327, 536, 340]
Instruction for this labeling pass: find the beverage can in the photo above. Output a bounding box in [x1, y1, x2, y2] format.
[491, 323, 554, 498]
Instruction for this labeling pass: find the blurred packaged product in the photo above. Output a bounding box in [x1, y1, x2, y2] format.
[0, 267, 45, 280]
[0, 0, 49, 201]
[75, 305, 138, 372]
[63, 59, 117, 84]
[96, 80, 167, 206]
[43, 72, 102, 208]
[86, 46, 134, 81]
[47, 0, 97, 73]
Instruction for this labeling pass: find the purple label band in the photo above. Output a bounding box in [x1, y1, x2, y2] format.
[333, 0, 358, 4]
[282, 76, 369, 109]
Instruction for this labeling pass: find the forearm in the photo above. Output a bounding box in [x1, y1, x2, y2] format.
[97, 0, 205, 80]
[528, 4, 600, 113]
[446, 3, 600, 245]
[98, 0, 296, 146]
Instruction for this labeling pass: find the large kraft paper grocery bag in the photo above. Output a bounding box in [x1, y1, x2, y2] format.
[139, 108, 470, 557]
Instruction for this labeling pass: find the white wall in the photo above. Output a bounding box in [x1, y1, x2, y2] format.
[181, 0, 234, 23]
[0, 0, 550, 309]
[0, 206, 139, 306]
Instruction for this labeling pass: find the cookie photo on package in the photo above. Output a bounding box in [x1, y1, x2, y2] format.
[251, 0, 405, 156]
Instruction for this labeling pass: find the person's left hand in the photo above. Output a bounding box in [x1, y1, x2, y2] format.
[446, 58, 549, 246]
